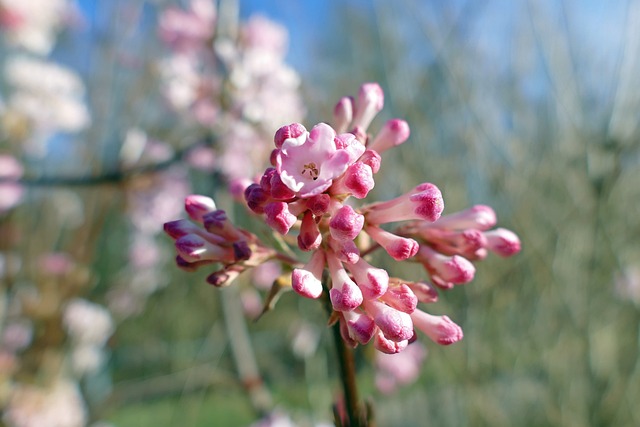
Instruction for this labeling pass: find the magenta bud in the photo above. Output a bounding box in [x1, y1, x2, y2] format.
[364, 299, 414, 342]
[264, 202, 298, 235]
[306, 194, 331, 216]
[374, 331, 408, 354]
[380, 284, 418, 313]
[274, 123, 307, 148]
[411, 310, 463, 345]
[298, 211, 322, 251]
[291, 250, 325, 299]
[330, 162, 374, 199]
[185, 195, 217, 223]
[365, 226, 419, 261]
[164, 219, 197, 239]
[270, 171, 297, 200]
[233, 241, 252, 261]
[368, 119, 410, 154]
[333, 96, 354, 133]
[244, 183, 269, 214]
[360, 149, 381, 174]
[343, 310, 376, 345]
[260, 167, 277, 192]
[484, 228, 521, 256]
[329, 205, 364, 241]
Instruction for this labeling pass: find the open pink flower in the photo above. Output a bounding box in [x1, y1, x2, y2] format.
[276, 123, 352, 198]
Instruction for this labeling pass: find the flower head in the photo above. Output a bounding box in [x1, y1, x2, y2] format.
[276, 123, 352, 197]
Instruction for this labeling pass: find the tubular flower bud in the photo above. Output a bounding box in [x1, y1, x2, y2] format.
[174, 234, 235, 263]
[203, 210, 245, 241]
[329, 205, 365, 242]
[416, 227, 487, 258]
[410, 310, 463, 345]
[359, 149, 382, 174]
[206, 265, 245, 288]
[352, 82, 384, 131]
[274, 123, 307, 148]
[264, 202, 298, 235]
[368, 119, 410, 154]
[379, 283, 418, 314]
[244, 183, 270, 214]
[334, 132, 366, 163]
[185, 195, 217, 223]
[427, 205, 497, 231]
[164, 219, 224, 244]
[404, 281, 439, 304]
[327, 251, 363, 311]
[365, 225, 419, 261]
[417, 245, 475, 285]
[484, 228, 521, 256]
[363, 299, 414, 342]
[329, 162, 374, 199]
[291, 250, 325, 299]
[345, 257, 389, 300]
[298, 211, 322, 251]
[175, 255, 215, 272]
[343, 310, 376, 345]
[328, 236, 360, 264]
[374, 330, 408, 354]
[364, 183, 444, 225]
[333, 96, 354, 133]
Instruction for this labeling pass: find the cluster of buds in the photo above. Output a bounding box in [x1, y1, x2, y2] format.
[165, 83, 521, 356]
[164, 195, 276, 287]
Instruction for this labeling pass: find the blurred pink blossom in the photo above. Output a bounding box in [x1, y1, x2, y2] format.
[375, 342, 427, 394]
[0, 154, 23, 212]
[0, 0, 72, 54]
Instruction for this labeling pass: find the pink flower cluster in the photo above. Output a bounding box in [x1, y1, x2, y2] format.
[164, 83, 521, 356]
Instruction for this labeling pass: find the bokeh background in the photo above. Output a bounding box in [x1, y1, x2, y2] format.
[1, 0, 639, 426]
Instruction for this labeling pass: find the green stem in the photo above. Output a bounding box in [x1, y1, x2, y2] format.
[322, 280, 368, 427]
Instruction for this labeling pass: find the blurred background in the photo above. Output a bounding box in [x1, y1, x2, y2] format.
[1, 0, 639, 426]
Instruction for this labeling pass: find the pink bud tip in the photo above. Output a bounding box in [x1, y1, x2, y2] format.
[270, 171, 297, 200]
[333, 96, 354, 133]
[380, 284, 418, 313]
[345, 258, 389, 300]
[484, 228, 521, 256]
[365, 300, 414, 342]
[360, 149, 382, 174]
[411, 310, 463, 345]
[291, 250, 325, 299]
[330, 281, 363, 312]
[244, 183, 270, 214]
[274, 123, 307, 148]
[411, 183, 444, 222]
[344, 310, 376, 345]
[164, 219, 196, 239]
[185, 195, 216, 222]
[298, 211, 322, 251]
[264, 202, 298, 235]
[331, 162, 374, 199]
[374, 331, 408, 354]
[365, 226, 419, 261]
[368, 119, 410, 154]
[432, 205, 497, 231]
[329, 205, 365, 241]
[352, 83, 384, 131]
[291, 269, 323, 299]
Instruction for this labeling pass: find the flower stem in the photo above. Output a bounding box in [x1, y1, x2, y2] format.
[322, 278, 368, 427]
